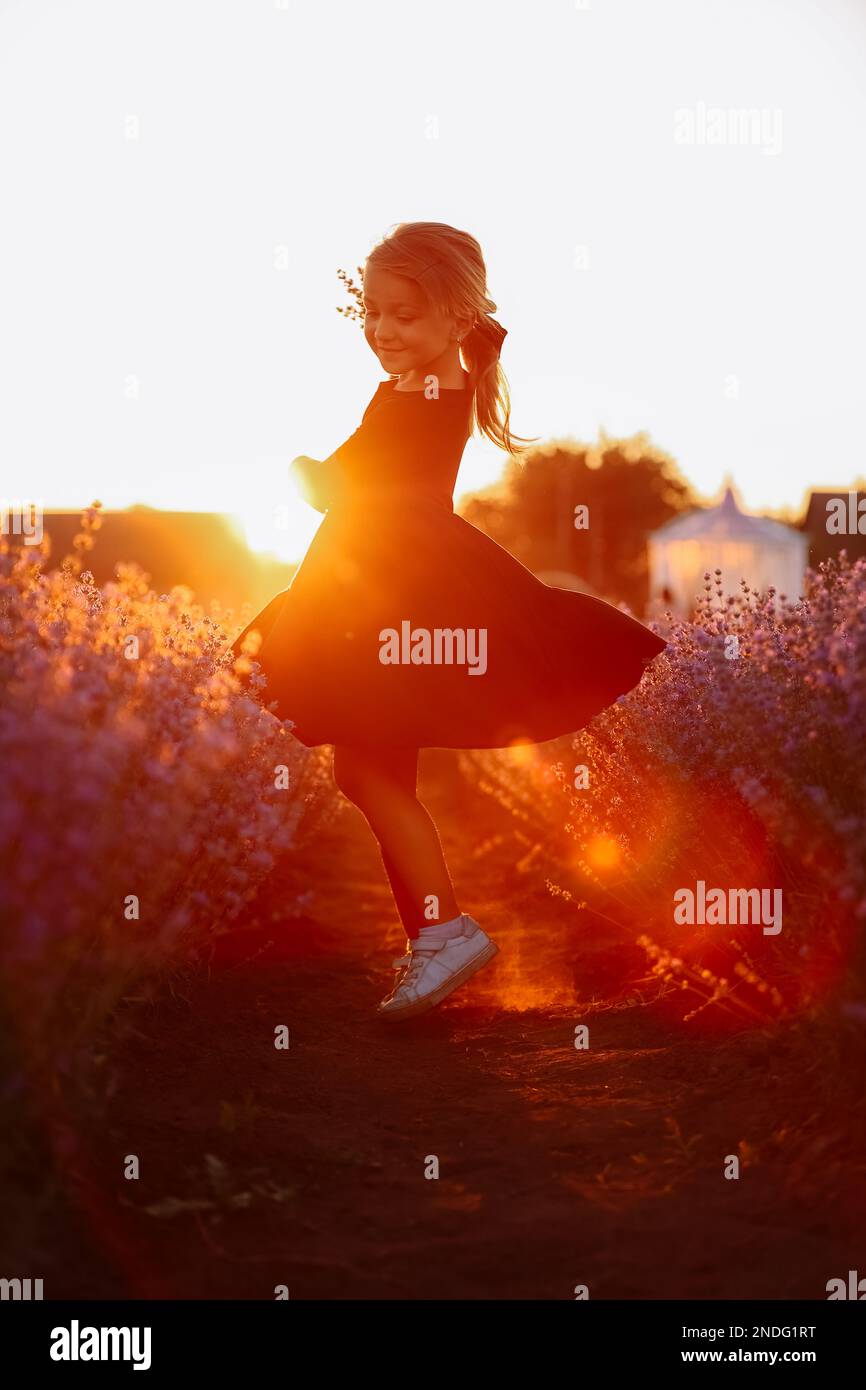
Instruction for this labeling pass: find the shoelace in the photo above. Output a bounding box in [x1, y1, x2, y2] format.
[389, 944, 439, 991]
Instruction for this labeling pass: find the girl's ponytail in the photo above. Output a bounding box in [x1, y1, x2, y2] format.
[460, 309, 535, 459]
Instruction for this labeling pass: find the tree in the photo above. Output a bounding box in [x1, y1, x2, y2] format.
[458, 431, 695, 613]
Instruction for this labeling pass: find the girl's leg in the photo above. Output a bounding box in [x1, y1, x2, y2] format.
[367, 750, 425, 930]
[379, 845, 425, 937]
[332, 743, 460, 939]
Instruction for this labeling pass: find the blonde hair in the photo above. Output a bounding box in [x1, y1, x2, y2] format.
[363, 221, 539, 458]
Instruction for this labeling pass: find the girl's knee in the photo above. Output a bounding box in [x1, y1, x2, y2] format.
[332, 747, 377, 808]
[332, 744, 419, 811]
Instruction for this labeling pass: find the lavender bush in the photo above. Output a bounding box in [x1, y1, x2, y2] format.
[0, 503, 336, 1082]
[462, 555, 866, 1025]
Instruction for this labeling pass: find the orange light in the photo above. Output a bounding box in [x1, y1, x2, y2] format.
[587, 835, 621, 871]
[507, 736, 536, 767]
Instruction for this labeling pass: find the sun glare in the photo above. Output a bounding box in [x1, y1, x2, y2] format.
[230, 475, 322, 564]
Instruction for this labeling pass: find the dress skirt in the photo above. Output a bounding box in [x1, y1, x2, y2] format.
[230, 497, 666, 749]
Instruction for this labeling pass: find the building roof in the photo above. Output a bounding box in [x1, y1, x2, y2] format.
[649, 486, 804, 548]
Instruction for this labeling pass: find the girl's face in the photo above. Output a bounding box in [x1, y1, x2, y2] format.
[362, 265, 470, 376]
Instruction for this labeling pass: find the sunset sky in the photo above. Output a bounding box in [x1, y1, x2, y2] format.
[2, 0, 865, 562]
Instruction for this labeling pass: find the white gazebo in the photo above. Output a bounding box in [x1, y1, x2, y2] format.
[648, 484, 808, 614]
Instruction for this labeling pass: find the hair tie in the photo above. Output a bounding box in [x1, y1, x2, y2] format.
[469, 314, 508, 359]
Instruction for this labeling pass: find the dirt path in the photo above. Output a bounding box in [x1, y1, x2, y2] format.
[28, 750, 866, 1300]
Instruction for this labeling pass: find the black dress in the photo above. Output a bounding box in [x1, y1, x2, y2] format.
[230, 377, 666, 748]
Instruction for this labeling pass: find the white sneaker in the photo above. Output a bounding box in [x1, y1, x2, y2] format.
[376, 916, 499, 1020]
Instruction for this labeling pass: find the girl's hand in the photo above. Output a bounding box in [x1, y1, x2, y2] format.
[290, 454, 340, 513]
[290, 456, 322, 510]
[290, 454, 317, 480]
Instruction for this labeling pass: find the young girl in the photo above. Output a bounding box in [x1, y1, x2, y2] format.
[230, 221, 666, 1022]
